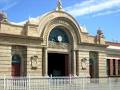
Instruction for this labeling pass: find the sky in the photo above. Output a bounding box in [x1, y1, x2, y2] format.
[0, 0, 120, 42]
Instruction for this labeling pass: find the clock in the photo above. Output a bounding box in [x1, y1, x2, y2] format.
[57, 35, 62, 42]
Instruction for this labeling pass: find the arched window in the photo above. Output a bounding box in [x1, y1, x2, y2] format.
[49, 28, 69, 43]
[12, 54, 21, 64]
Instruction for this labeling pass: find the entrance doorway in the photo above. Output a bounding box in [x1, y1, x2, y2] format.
[48, 53, 69, 77]
[89, 52, 99, 78]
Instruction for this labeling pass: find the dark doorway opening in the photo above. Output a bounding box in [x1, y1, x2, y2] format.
[89, 52, 99, 78]
[48, 53, 68, 77]
[118, 60, 120, 75]
[107, 59, 110, 76]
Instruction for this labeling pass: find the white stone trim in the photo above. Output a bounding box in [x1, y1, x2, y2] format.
[106, 57, 120, 60]
[107, 46, 120, 50]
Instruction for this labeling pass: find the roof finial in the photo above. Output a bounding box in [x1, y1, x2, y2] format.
[0, 10, 8, 22]
[56, 0, 63, 11]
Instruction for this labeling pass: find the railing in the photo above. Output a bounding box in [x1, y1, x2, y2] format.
[0, 76, 120, 90]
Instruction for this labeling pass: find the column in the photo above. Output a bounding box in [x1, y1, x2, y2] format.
[65, 55, 68, 76]
[76, 50, 79, 76]
[68, 53, 72, 76]
[110, 59, 113, 76]
[115, 60, 118, 76]
[72, 50, 76, 76]
[118, 60, 120, 75]
[43, 47, 48, 76]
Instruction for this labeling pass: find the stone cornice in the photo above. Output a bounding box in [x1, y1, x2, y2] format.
[0, 42, 42, 48]
[80, 42, 108, 47]
[0, 21, 24, 27]
[0, 33, 42, 41]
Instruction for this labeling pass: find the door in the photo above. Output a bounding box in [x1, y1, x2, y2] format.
[12, 64, 20, 76]
[12, 54, 21, 76]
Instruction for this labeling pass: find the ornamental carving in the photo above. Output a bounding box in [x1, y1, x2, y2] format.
[50, 19, 70, 27]
[95, 29, 104, 44]
[48, 41, 69, 49]
[42, 17, 80, 46]
[30, 55, 38, 69]
[44, 19, 72, 39]
[81, 58, 87, 70]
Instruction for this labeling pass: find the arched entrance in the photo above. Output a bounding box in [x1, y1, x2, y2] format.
[41, 15, 81, 77]
[12, 54, 21, 76]
[48, 27, 71, 77]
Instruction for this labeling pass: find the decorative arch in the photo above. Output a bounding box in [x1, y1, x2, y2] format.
[39, 11, 81, 76]
[41, 17, 81, 48]
[38, 11, 82, 45]
[45, 21, 76, 47]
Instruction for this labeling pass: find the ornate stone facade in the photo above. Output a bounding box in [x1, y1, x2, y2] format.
[0, 6, 114, 78]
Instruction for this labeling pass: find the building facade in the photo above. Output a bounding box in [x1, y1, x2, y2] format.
[106, 42, 120, 77]
[0, 2, 119, 78]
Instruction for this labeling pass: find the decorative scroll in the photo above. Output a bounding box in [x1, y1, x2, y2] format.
[81, 58, 87, 70]
[30, 55, 38, 69]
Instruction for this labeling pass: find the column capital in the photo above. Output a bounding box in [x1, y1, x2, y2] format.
[71, 49, 77, 52]
[43, 47, 47, 49]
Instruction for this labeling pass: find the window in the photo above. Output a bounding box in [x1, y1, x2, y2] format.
[12, 54, 21, 64]
[49, 28, 69, 43]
